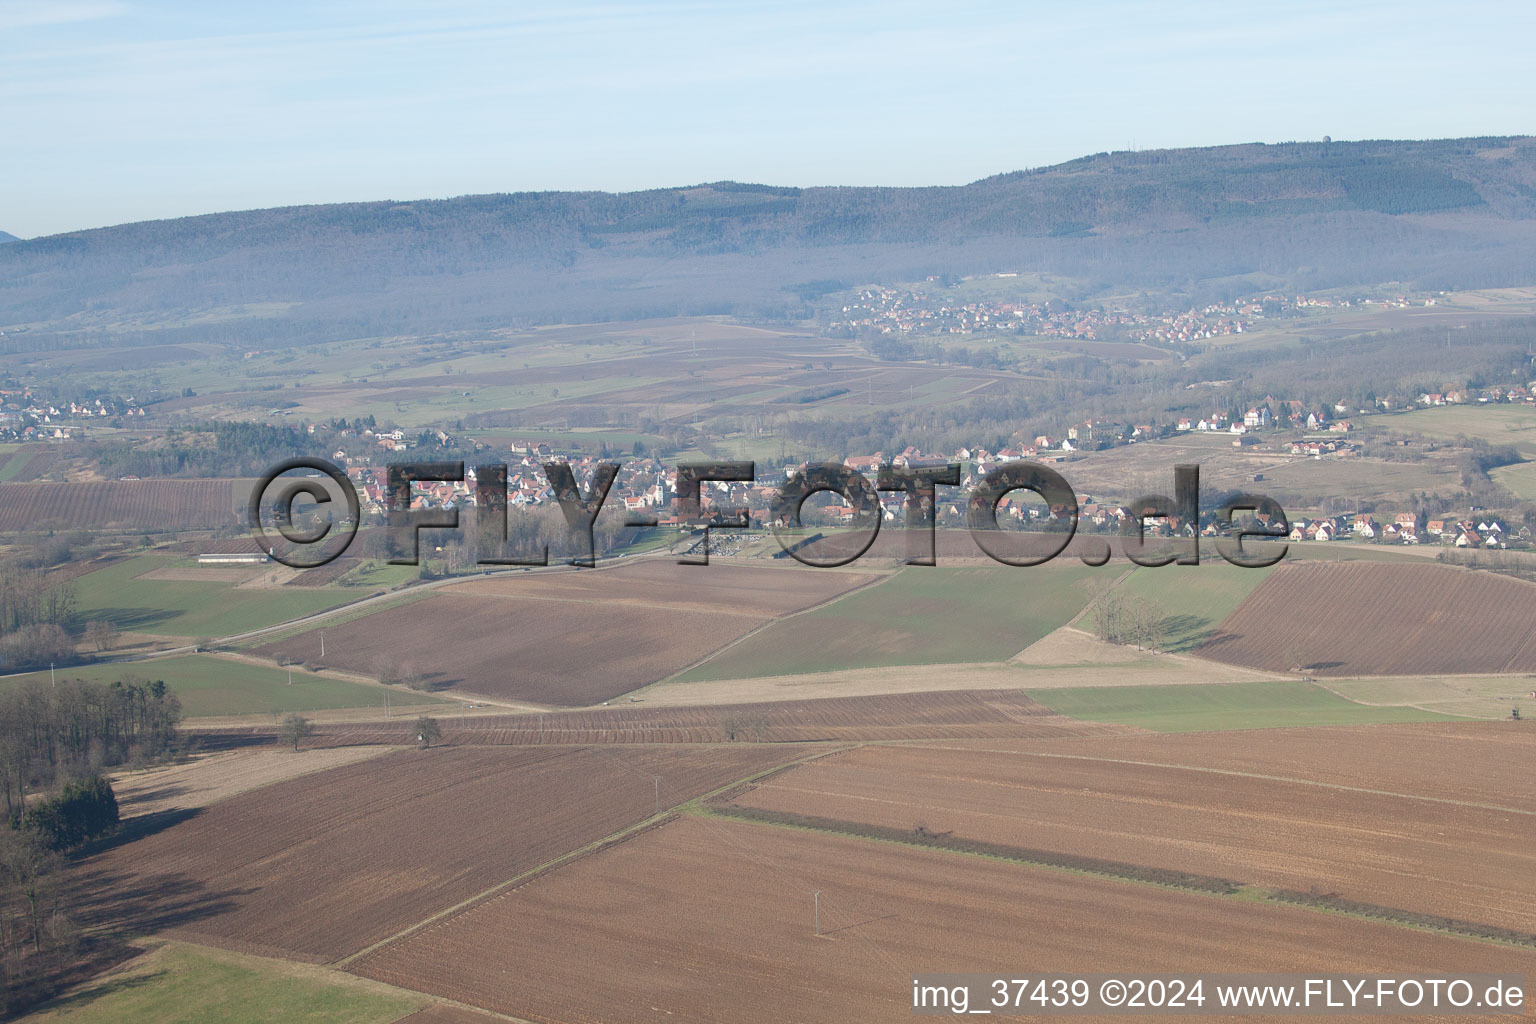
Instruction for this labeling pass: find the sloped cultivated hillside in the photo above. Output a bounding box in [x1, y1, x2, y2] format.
[1196, 560, 1536, 675]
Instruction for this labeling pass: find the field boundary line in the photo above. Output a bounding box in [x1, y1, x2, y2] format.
[906, 745, 1536, 817]
[334, 744, 848, 969]
[696, 802, 1241, 895]
[701, 804, 1536, 952]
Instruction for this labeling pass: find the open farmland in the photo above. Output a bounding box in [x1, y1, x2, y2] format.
[1383, 404, 1536, 453]
[450, 558, 877, 614]
[347, 815, 1536, 1024]
[71, 745, 802, 963]
[0, 445, 60, 483]
[1196, 560, 1536, 675]
[250, 689, 1130, 746]
[1028, 680, 1451, 731]
[962, 720, 1536, 812]
[678, 564, 1099, 681]
[69, 555, 359, 637]
[251, 560, 880, 705]
[110, 746, 394, 817]
[726, 734, 1536, 932]
[1324, 672, 1536, 719]
[0, 479, 249, 532]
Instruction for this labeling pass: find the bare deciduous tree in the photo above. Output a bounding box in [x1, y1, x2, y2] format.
[84, 620, 119, 653]
[279, 713, 313, 752]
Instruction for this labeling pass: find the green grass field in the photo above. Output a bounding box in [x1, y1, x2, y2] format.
[678, 564, 1099, 680]
[24, 943, 426, 1023]
[70, 556, 360, 638]
[1491, 460, 1536, 500]
[1030, 680, 1456, 732]
[0, 655, 447, 717]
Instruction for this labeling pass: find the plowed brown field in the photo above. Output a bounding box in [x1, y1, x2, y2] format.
[1196, 560, 1536, 675]
[452, 558, 880, 614]
[250, 560, 879, 705]
[942, 722, 1536, 811]
[0, 478, 249, 532]
[727, 734, 1536, 932]
[70, 745, 801, 962]
[348, 815, 1536, 1024]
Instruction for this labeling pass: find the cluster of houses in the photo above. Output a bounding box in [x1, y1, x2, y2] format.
[1024, 399, 1359, 456]
[1418, 386, 1535, 406]
[831, 285, 1256, 343]
[294, 429, 1536, 555]
[829, 289, 1444, 347]
[335, 441, 1111, 531]
[344, 453, 676, 519]
[1285, 513, 1522, 547]
[0, 388, 146, 441]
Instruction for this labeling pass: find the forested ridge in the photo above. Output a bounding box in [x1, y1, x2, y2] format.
[3, 137, 1535, 346]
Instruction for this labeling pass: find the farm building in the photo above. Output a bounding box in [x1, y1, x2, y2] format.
[197, 552, 270, 565]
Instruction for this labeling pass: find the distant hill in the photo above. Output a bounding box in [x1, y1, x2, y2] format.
[3, 136, 1535, 351]
[0, 232, 18, 244]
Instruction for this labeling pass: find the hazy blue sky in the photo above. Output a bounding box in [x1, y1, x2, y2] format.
[3, 0, 1534, 238]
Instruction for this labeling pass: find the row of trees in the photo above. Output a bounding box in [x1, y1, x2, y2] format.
[0, 772, 121, 1014]
[0, 672, 159, 1012]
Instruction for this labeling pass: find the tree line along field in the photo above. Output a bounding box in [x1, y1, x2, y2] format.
[346, 814, 1536, 1024]
[0, 479, 250, 533]
[723, 734, 1536, 933]
[202, 689, 1129, 747]
[250, 560, 883, 705]
[2, 655, 451, 718]
[66, 554, 361, 638]
[70, 745, 803, 964]
[1195, 560, 1536, 675]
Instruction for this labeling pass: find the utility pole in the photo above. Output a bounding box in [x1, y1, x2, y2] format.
[813, 890, 822, 935]
[320, 632, 325, 658]
[653, 775, 661, 815]
[539, 713, 545, 742]
[384, 691, 390, 718]
[287, 667, 292, 686]
[50, 662, 55, 689]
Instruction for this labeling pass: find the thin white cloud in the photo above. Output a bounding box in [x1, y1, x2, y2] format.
[0, 0, 128, 30]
